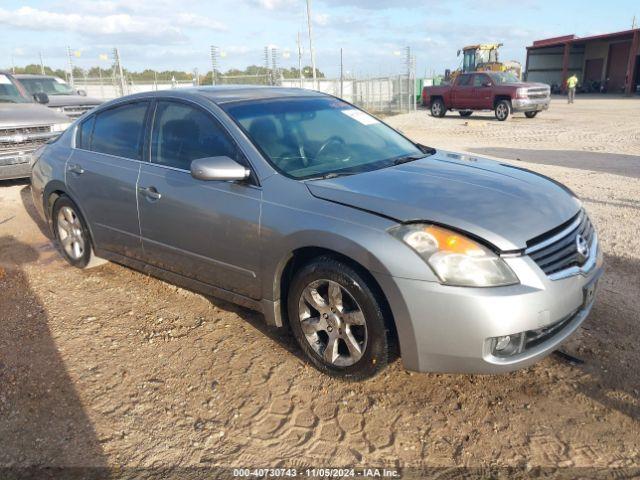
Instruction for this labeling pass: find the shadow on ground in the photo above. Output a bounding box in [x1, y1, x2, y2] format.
[470, 148, 640, 178]
[562, 253, 640, 421]
[0, 235, 107, 473]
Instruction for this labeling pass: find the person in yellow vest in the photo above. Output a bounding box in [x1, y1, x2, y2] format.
[566, 74, 578, 104]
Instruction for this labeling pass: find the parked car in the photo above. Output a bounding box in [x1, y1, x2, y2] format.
[0, 71, 72, 181]
[423, 72, 551, 121]
[31, 87, 602, 380]
[14, 74, 103, 119]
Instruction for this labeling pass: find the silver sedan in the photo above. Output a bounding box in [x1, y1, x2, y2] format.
[30, 87, 603, 380]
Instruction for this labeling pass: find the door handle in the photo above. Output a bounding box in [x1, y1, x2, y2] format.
[138, 186, 161, 201]
[68, 164, 84, 175]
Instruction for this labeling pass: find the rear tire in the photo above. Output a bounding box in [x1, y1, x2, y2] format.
[430, 98, 446, 118]
[459, 110, 473, 117]
[52, 195, 106, 269]
[524, 111, 538, 118]
[287, 256, 389, 380]
[494, 99, 511, 121]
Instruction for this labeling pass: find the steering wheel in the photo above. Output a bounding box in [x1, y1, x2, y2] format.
[315, 136, 346, 162]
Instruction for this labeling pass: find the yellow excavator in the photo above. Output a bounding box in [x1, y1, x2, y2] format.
[449, 43, 522, 81]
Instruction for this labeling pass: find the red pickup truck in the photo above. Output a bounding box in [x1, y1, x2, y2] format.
[422, 71, 550, 121]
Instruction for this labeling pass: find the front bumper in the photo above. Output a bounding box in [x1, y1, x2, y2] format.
[375, 239, 603, 374]
[0, 153, 32, 180]
[512, 97, 550, 113]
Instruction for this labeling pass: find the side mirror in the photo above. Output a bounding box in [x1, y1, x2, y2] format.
[190, 156, 251, 182]
[33, 92, 49, 104]
[76, 89, 87, 96]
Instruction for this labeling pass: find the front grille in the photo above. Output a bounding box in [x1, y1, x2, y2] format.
[526, 87, 550, 99]
[0, 125, 51, 137]
[526, 211, 594, 276]
[58, 104, 98, 118]
[0, 125, 55, 164]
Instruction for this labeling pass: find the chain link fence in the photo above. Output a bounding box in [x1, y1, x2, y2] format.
[74, 73, 417, 114]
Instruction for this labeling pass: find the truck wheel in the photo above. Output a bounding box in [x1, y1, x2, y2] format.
[494, 100, 511, 121]
[430, 98, 446, 118]
[287, 256, 389, 380]
[525, 111, 538, 119]
[459, 110, 473, 117]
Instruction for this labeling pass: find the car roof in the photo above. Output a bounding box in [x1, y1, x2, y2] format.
[119, 85, 328, 106]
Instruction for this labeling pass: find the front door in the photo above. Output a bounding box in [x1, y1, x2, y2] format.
[451, 74, 475, 109]
[472, 73, 493, 109]
[66, 101, 149, 259]
[137, 100, 261, 299]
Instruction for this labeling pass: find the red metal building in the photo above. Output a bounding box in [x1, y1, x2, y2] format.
[524, 28, 640, 95]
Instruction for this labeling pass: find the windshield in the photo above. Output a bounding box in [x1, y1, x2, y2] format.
[0, 74, 30, 103]
[489, 72, 520, 84]
[224, 97, 424, 179]
[18, 77, 75, 96]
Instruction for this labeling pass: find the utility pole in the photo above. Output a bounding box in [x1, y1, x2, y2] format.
[113, 48, 125, 97]
[271, 47, 279, 85]
[264, 46, 271, 85]
[210, 45, 218, 85]
[306, 0, 317, 90]
[633, 15, 637, 29]
[297, 32, 304, 88]
[67, 46, 75, 87]
[340, 48, 344, 98]
[39, 51, 45, 75]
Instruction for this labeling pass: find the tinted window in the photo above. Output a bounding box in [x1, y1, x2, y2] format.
[457, 74, 472, 86]
[151, 101, 237, 170]
[473, 74, 490, 87]
[77, 116, 95, 150]
[91, 102, 148, 160]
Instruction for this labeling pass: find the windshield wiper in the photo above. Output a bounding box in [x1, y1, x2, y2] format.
[305, 171, 357, 181]
[392, 153, 430, 165]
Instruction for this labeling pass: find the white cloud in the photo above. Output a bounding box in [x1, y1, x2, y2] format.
[0, 5, 227, 44]
[175, 13, 228, 31]
[249, 0, 298, 10]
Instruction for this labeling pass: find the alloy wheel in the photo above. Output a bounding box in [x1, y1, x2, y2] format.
[57, 206, 86, 260]
[298, 279, 367, 367]
[496, 103, 508, 120]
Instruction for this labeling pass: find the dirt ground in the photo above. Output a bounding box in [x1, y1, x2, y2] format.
[1, 96, 639, 477]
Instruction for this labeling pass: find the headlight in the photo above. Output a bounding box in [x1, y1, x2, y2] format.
[516, 87, 528, 99]
[389, 224, 519, 287]
[51, 122, 71, 132]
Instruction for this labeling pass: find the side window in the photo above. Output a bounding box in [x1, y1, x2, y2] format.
[457, 74, 472, 86]
[91, 102, 148, 160]
[151, 101, 237, 171]
[473, 74, 490, 87]
[77, 115, 95, 150]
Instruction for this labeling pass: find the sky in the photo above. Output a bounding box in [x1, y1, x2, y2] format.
[0, 0, 638, 78]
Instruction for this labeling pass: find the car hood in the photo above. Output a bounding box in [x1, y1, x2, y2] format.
[0, 102, 71, 128]
[46, 95, 103, 107]
[305, 150, 581, 251]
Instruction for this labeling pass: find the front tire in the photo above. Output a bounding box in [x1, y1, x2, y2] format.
[287, 257, 389, 380]
[494, 99, 511, 121]
[430, 98, 446, 118]
[524, 111, 538, 118]
[52, 196, 105, 269]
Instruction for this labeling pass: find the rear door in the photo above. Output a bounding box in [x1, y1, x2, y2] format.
[66, 101, 150, 259]
[451, 74, 474, 109]
[137, 99, 261, 299]
[472, 73, 493, 109]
